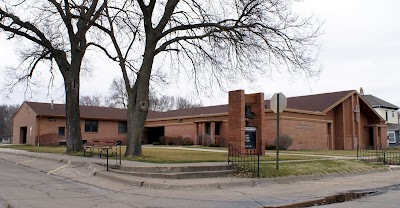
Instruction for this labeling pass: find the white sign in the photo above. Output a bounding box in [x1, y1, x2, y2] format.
[270, 92, 287, 113]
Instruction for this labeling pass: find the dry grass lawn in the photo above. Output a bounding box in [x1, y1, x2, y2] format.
[260, 160, 387, 177]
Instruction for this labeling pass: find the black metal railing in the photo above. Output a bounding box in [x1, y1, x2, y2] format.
[357, 145, 400, 165]
[106, 141, 122, 171]
[357, 145, 385, 163]
[382, 151, 400, 165]
[114, 141, 122, 165]
[228, 144, 260, 177]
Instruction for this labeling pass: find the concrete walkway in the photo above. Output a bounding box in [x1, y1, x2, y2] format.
[145, 145, 358, 160]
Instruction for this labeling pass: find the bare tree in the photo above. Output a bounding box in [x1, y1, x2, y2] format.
[97, 0, 322, 156]
[107, 78, 129, 108]
[149, 93, 175, 112]
[80, 94, 104, 107]
[0, 1, 107, 152]
[0, 104, 19, 141]
[107, 77, 197, 111]
[175, 97, 201, 109]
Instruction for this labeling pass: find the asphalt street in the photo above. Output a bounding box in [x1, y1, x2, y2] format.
[0, 159, 265, 208]
[1, 148, 400, 208]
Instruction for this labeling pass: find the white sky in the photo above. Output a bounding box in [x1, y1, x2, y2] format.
[1, 0, 400, 108]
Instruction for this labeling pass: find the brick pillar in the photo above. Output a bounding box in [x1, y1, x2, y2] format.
[229, 90, 245, 153]
[373, 126, 378, 149]
[245, 93, 266, 155]
[199, 123, 206, 145]
[194, 123, 199, 145]
[228, 90, 265, 155]
[210, 122, 216, 144]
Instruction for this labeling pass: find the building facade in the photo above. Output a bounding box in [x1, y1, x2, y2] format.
[13, 90, 388, 150]
[362, 92, 400, 147]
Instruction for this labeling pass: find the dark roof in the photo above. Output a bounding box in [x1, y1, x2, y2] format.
[25, 90, 356, 120]
[362, 95, 399, 110]
[25, 102, 162, 120]
[147, 104, 228, 119]
[265, 90, 354, 112]
[387, 123, 400, 131]
[153, 90, 355, 118]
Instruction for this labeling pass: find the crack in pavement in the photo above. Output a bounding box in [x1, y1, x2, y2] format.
[0, 195, 14, 208]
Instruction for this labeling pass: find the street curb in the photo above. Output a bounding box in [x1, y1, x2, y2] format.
[95, 168, 393, 190]
[0, 149, 94, 167]
[95, 170, 262, 190]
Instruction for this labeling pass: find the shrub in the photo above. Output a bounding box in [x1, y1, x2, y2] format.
[152, 142, 163, 145]
[265, 144, 276, 150]
[174, 136, 183, 146]
[159, 136, 165, 145]
[216, 136, 227, 147]
[163, 136, 175, 145]
[209, 143, 220, 148]
[159, 136, 193, 146]
[275, 134, 293, 150]
[182, 137, 194, 146]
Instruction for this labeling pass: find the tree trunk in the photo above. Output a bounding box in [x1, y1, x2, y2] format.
[124, 76, 151, 157]
[124, 44, 155, 157]
[65, 71, 83, 153]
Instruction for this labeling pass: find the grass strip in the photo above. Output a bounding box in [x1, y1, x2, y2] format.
[259, 159, 386, 177]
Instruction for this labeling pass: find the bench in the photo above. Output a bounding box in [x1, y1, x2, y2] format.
[84, 139, 115, 158]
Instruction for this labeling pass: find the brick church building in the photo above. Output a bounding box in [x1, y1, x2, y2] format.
[12, 89, 388, 150]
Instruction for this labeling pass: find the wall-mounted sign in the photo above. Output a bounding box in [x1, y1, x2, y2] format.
[296, 123, 314, 130]
[245, 126, 257, 149]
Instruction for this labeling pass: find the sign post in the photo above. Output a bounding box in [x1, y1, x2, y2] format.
[270, 92, 287, 170]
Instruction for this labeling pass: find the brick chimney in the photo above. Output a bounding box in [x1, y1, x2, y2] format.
[359, 87, 364, 95]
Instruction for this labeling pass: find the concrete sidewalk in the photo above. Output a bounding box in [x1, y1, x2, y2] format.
[0, 147, 259, 189]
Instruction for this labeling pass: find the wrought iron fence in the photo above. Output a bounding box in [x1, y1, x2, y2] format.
[357, 145, 400, 165]
[382, 151, 400, 165]
[357, 145, 385, 163]
[228, 144, 260, 177]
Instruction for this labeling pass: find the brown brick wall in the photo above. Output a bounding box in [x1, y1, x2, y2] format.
[265, 118, 328, 150]
[12, 103, 38, 145]
[80, 120, 127, 144]
[37, 117, 66, 145]
[164, 124, 196, 142]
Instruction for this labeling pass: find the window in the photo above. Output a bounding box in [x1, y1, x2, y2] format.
[388, 132, 395, 143]
[385, 111, 388, 121]
[85, 120, 98, 132]
[118, 121, 127, 133]
[392, 111, 395, 118]
[58, 127, 65, 136]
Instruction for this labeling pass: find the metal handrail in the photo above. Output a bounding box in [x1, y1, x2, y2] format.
[228, 144, 260, 177]
[106, 141, 122, 171]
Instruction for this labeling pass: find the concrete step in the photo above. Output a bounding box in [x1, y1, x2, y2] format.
[110, 164, 236, 173]
[105, 164, 238, 179]
[110, 168, 238, 179]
